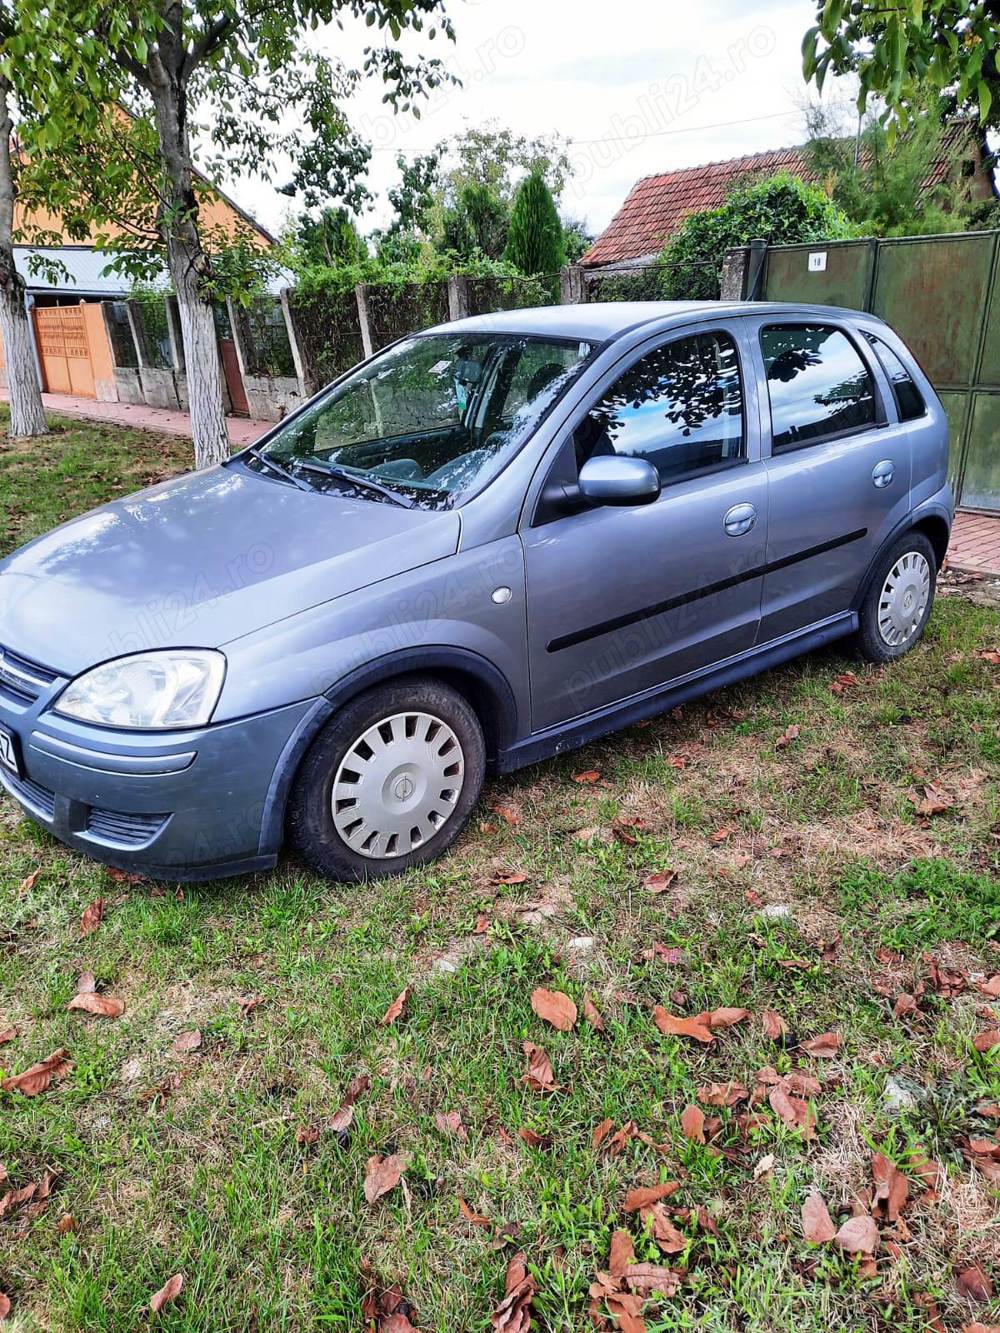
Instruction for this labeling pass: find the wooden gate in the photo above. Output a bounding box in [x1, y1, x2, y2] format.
[33, 305, 96, 397]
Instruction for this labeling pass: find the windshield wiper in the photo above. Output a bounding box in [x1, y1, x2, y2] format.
[291, 460, 415, 509]
[243, 447, 316, 493]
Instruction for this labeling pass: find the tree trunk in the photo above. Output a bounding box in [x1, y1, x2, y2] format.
[148, 53, 229, 469]
[0, 79, 47, 439]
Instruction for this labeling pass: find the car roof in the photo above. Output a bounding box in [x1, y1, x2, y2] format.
[422, 300, 880, 344]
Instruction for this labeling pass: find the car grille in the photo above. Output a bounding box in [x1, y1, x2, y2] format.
[0, 644, 59, 706]
[85, 807, 169, 849]
[2, 769, 56, 819]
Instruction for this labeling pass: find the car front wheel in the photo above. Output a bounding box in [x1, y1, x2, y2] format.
[856, 530, 937, 664]
[287, 677, 486, 882]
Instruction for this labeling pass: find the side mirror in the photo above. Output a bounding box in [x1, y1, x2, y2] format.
[577, 454, 660, 507]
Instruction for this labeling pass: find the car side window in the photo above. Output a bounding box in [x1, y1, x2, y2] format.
[574, 330, 745, 484]
[863, 332, 926, 422]
[760, 324, 877, 452]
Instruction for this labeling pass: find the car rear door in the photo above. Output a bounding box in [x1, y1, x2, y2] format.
[520, 320, 768, 733]
[747, 315, 914, 644]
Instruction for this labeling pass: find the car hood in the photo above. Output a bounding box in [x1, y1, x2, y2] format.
[0, 463, 460, 676]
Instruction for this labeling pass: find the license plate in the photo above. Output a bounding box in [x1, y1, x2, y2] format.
[0, 724, 20, 777]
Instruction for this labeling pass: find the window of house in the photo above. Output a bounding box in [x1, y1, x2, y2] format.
[575, 331, 745, 483]
[863, 331, 926, 422]
[760, 324, 876, 451]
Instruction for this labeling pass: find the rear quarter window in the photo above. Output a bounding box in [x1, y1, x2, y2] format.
[863, 332, 927, 422]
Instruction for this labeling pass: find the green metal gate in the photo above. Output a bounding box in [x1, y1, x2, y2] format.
[762, 230, 1000, 513]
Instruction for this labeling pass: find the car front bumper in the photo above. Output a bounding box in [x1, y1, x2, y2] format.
[0, 652, 322, 879]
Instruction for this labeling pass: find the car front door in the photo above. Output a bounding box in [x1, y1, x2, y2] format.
[521, 322, 768, 734]
[748, 317, 914, 644]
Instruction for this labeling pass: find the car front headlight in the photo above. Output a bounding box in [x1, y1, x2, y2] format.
[54, 651, 226, 730]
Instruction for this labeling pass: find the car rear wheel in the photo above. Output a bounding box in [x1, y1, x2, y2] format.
[856, 530, 937, 664]
[287, 677, 486, 882]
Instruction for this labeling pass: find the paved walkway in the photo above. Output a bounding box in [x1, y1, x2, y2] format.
[0, 389, 271, 446]
[6, 389, 1000, 575]
[948, 510, 1000, 577]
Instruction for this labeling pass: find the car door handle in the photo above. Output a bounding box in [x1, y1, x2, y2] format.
[872, 460, 895, 488]
[724, 502, 757, 537]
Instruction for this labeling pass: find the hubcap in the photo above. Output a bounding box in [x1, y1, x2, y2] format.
[878, 551, 931, 647]
[332, 711, 465, 859]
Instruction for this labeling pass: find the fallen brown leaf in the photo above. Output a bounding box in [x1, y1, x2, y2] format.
[697, 1080, 748, 1107]
[79, 897, 105, 937]
[296, 1124, 320, 1145]
[833, 1215, 879, 1256]
[458, 1195, 491, 1228]
[171, 1030, 201, 1055]
[381, 986, 411, 1026]
[609, 1228, 635, 1278]
[18, 869, 41, 894]
[910, 783, 955, 817]
[710, 825, 734, 844]
[871, 1152, 908, 1222]
[68, 991, 124, 1020]
[973, 1028, 1000, 1053]
[957, 1264, 994, 1304]
[57, 1213, 75, 1234]
[0, 1027, 15, 1046]
[761, 1009, 789, 1040]
[530, 987, 577, 1032]
[680, 1104, 706, 1143]
[237, 994, 265, 1016]
[572, 769, 601, 784]
[517, 1126, 550, 1148]
[0, 1292, 10, 1320]
[1, 1048, 72, 1096]
[622, 1181, 681, 1212]
[435, 1110, 468, 1142]
[709, 1007, 750, 1029]
[652, 1007, 714, 1043]
[801, 1191, 836, 1244]
[775, 723, 800, 750]
[582, 994, 605, 1031]
[490, 1252, 536, 1332]
[830, 671, 860, 695]
[800, 1031, 842, 1058]
[364, 1153, 408, 1204]
[521, 1041, 561, 1093]
[149, 1274, 183, 1315]
[643, 869, 678, 894]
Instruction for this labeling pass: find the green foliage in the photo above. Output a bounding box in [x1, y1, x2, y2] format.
[290, 208, 368, 271]
[504, 171, 566, 287]
[562, 216, 594, 264]
[440, 181, 509, 260]
[802, 0, 1000, 131]
[660, 172, 855, 300]
[804, 98, 990, 237]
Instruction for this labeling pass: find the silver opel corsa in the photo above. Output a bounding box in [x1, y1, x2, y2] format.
[0, 302, 952, 882]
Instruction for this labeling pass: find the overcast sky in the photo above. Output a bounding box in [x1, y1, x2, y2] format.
[219, 0, 855, 241]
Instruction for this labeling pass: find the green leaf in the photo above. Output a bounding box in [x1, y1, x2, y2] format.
[978, 80, 993, 124]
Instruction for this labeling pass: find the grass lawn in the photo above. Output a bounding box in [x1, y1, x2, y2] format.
[1, 409, 999, 1332]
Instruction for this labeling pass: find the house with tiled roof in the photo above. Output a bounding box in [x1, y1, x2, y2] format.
[582, 121, 996, 268]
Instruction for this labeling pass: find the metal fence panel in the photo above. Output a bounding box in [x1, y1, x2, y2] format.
[872, 234, 995, 386]
[763, 241, 874, 310]
[287, 289, 365, 390]
[963, 393, 1000, 511]
[366, 280, 450, 351]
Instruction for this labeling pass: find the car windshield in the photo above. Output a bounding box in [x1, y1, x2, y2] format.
[249, 331, 594, 508]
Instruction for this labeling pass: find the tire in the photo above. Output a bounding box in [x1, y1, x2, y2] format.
[855, 530, 937, 664]
[287, 676, 486, 882]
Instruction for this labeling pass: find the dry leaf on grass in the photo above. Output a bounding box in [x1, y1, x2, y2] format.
[457, 1195, 491, 1228]
[0, 1028, 16, 1046]
[530, 988, 577, 1032]
[330, 1075, 370, 1133]
[871, 1152, 908, 1222]
[973, 1029, 1000, 1053]
[582, 994, 605, 1031]
[572, 769, 601, 784]
[643, 869, 678, 894]
[761, 1009, 789, 1040]
[909, 784, 955, 817]
[57, 1213, 75, 1234]
[622, 1181, 681, 1212]
[800, 1031, 842, 1058]
[149, 1274, 183, 1315]
[698, 1080, 748, 1107]
[652, 1008, 714, 1044]
[680, 1105, 706, 1143]
[1, 1048, 72, 1096]
[833, 1215, 879, 1256]
[18, 869, 41, 893]
[830, 671, 860, 695]
[171, 1030, 201, 1055]
[490, 1252, 536, 1332]
[68, 991, 124, 1020]
[0, 1290, 10, 1320]
[237, 994, 264, 1016]
[521, 1041, 561, 1093]
[710, 825, 734, 844]
[802, 1191, 836, 1244]
[80, 897, 105, 936]
[296, 1124, 320, 1146]
[768, 1087, 817, 1139]
[381, 986, 411, 1026]
[709, 1007, 750, 1029]
[957, 1265, 994, 1304]
[382, 1316, 420, 1333]
[434, 1111, 468, 1142]
[775, 724, 800, 750]
[364, 1153, 409, 1205]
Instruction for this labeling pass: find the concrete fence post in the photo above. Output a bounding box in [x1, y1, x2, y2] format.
[719, 247, 750, 301]
[355, 283, 375, 359]
[447, 274, 471, 321]
[164, 295, 185, 373]
[746, 238, 768, 300]
[125, 299, 152, 369]
[560, 264, 586, 304]
[280, 286, 313, 398]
